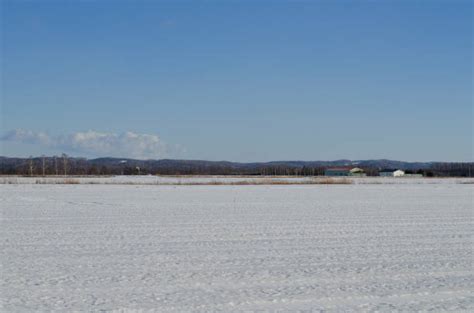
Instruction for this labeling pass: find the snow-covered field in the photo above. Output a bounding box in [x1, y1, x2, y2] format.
[1, 183, 473, 311]
[1, 175, 473, 185]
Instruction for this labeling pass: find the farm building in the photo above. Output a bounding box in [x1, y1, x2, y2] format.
[325, 168, 350, 176]
[325, 167, 366, 177]
[349, 167, 366, 177]
[379, 169, 405, 177]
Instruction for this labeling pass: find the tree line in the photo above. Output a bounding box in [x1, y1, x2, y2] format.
[1, 156, 472, 177]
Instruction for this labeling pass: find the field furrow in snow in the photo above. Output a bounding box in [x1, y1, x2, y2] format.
[1, 184, 472, 311]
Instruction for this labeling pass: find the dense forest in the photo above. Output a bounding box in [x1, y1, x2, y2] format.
[1, 156, 472, 177]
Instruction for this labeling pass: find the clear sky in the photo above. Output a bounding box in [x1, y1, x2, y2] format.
[1, 0, 472, 162]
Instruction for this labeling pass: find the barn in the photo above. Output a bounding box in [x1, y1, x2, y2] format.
[324, 168, 351, 176]
[325, 167, 366, 177]
[349, 167, 366, 177]
[379, 169, 405, 177]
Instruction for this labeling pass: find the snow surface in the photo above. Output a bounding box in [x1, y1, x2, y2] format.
[1, 183, 473, 311]
[1, 175, 473, 185]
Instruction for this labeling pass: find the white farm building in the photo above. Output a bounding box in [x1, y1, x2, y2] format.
[379, 169, 405, 177]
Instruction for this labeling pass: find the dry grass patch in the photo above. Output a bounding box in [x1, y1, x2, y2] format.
[0, 176, 354, 185]
[174, 178, 353, 185]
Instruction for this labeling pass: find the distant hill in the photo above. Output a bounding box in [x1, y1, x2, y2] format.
[1, 156, 472, 176]
[86, 158, 435, 171]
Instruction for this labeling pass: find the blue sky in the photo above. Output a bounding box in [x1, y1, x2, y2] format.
[1, 0, 472, 161]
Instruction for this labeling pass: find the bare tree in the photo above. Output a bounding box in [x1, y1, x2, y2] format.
[42, 155, 46, 176]
[54, 156, 58, 176]
[62, 153, 68, 176]
[28, 156, 34, 176]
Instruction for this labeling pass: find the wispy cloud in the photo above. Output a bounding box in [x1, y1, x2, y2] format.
[1, 129, 184, 159]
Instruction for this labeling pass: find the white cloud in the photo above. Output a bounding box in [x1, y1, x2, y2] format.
[2, 129, 52, 146]
[1, 129, 183, 159]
